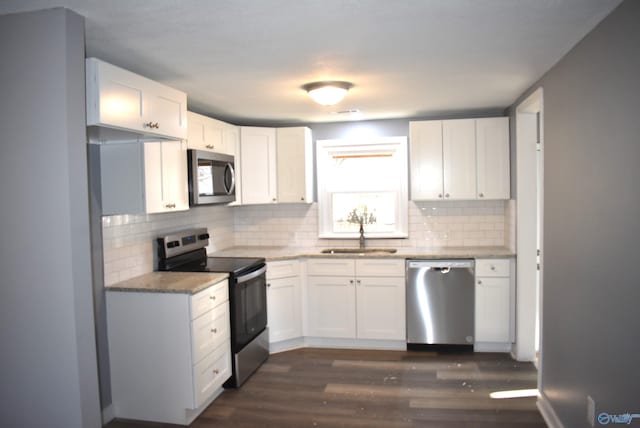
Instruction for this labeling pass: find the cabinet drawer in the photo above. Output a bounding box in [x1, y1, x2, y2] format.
[191, 279, 229, 320]
[191, 302, 230, 365]
[267, 260, 300, 280]
[356, 259, 405, 277]
[307, 259, 356, 276]
[192, 341, 231, 409]
[475, 259, 510, 277]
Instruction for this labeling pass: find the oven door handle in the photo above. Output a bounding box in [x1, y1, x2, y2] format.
[236, 265, 267, 284]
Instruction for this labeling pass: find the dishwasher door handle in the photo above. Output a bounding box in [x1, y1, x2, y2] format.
[433, 267, 451, 274]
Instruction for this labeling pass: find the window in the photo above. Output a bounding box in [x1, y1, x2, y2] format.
[317, 137, 408, 239]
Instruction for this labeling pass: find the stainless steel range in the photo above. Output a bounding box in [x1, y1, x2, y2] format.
[157, 228, 269, 387]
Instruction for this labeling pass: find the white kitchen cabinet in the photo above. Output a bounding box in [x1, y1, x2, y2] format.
[476, 117, 510, 199]
[475, 259, 514, 344]
[100, 140, 188, 215]
[306, 258, 405, 340]
[106, 279, 231, 425]
[410, 117, 510, 201]
[276, 127, 314, 203]
[240, 126, 277, 204]
[224, 125, 243, 205]
[266, 260, 302, 343]
[86, 57, 187, 140]
[443, 119, 477, 200]
[186, 111, 231, 154]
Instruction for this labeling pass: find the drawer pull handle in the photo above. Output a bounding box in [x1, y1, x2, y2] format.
[210, 328, 218, 334]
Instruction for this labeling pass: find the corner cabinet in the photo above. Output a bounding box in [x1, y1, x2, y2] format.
[266, 260, 302, 344]
[475, 259, 515, 347]
[306, 258, 406, 341]
[106, 279, 231, 425]
[86, 58, 187, 141]
[238, 126, 313, 205]
[100, 140, 189, 215]
[410, 117, 510, 201]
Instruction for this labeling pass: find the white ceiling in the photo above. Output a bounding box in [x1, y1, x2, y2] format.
[0, 0, 622, 125]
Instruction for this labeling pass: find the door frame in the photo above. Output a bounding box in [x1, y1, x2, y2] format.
[514, 88, 544, 373]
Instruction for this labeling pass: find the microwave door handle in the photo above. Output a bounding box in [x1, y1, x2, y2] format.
[224, 163, 236, 195]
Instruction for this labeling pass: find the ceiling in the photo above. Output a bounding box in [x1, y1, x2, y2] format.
[0, 0, 622, 125]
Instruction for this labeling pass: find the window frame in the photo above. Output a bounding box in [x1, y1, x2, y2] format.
[316, 137, 409, 239]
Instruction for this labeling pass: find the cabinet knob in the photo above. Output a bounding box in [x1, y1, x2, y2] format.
[349, 279, 354, 284]
[445, 193, 450, 198]
[272, 198, 277, 202]
[210, 328, 217, 334]
[356, 279, 361, 285]
[478, 280, 482, 285]
[206, 144, 214, 149]
[479, 193, 484, 198]
[300, 197, 305, 201]
[212, 369, 219, 375]
[267, 283, 271, 287]
[209, 295, 216, 300]
[164, 203, 176, 209]
[143, 121, 154, 128]
[438, 194, 443, 199]
[490, 265, 496, 271]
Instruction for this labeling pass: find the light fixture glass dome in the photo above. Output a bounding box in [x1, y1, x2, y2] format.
[303, 81, 353, 106]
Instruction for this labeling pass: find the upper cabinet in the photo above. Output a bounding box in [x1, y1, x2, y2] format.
[86, 58, 187, 141]
[240, 127, 278, 204]
[186, 111, 232, 154]
[276, 127, 313, 204]
[476, 117, 510, 199]
[238, 126, 313, 205]
[410, 117, 510, 201]
[100, 140, 189, 215]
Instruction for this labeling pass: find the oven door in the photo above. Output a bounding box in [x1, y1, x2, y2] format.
[231, 265, 267, 352]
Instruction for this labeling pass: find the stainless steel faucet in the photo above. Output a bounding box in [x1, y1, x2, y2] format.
[359, 221, 365, 249]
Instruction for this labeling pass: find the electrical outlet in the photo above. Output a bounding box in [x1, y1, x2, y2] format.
[587, 395, 596, 427]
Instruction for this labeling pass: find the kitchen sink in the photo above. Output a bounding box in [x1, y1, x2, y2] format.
[321, 248, 398, 255]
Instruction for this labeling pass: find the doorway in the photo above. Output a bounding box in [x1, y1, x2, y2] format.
[515, 88, 544, 373]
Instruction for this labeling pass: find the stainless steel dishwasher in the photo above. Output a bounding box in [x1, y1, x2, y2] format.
[406, 259, 475, 346]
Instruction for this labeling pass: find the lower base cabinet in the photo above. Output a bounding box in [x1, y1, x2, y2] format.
[475, 259, 515, 344]
[266, 260, 302, 343]
[306, 258, 405, 341]
[106, 279, 230, 425]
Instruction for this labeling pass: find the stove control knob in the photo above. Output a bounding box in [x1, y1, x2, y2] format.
[167, 240, 180, 248]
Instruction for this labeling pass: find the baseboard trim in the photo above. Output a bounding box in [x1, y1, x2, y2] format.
[101, 404, 115, 425]
[537, 393, 565, 428]
[474, 342, 513, 353]
[269, 337, 306, 354]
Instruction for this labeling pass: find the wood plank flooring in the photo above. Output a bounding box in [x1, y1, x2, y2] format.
[105, 348, 546, 428]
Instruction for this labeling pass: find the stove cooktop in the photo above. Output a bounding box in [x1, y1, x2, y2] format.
[168, 256, 265, 277]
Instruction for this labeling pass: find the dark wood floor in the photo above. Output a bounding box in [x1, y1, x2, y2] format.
[105, 348, 546, 428]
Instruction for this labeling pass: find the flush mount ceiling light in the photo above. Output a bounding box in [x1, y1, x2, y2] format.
[302, 81, 353, 106]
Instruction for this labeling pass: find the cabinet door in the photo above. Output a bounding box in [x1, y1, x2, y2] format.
[87, 58, 145, 133]
[240, 127, 277, 204]
[443, 119, 477, 200]
[476, 117, 510, 199]
[306, 276, 356, 338]
[267, 276, 302, 343]
[409, 121, 444, 200]
[205, 118, 227, 153]
[186, 111, 206, 149]
[144, 141, 188, 213]
[145, 85, 187, 140]
[356, 276, 406, 340]
[276, 127, 313, 203]
[475, 277, 510, 342]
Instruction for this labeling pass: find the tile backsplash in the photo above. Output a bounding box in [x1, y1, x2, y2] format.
[102, 200, 512, 285]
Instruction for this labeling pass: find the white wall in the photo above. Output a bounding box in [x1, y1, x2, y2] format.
[0, 9, 101, 428]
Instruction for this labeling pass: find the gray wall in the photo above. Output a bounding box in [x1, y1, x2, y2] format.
[510, 0, 639, 425]
[0, 9, 101, 428]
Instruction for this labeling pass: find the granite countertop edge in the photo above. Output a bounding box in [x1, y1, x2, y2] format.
[208, 246, 516, 261]
[106, 271, 229, 294]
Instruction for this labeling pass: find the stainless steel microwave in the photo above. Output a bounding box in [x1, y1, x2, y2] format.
[187, 149, 236, 205]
